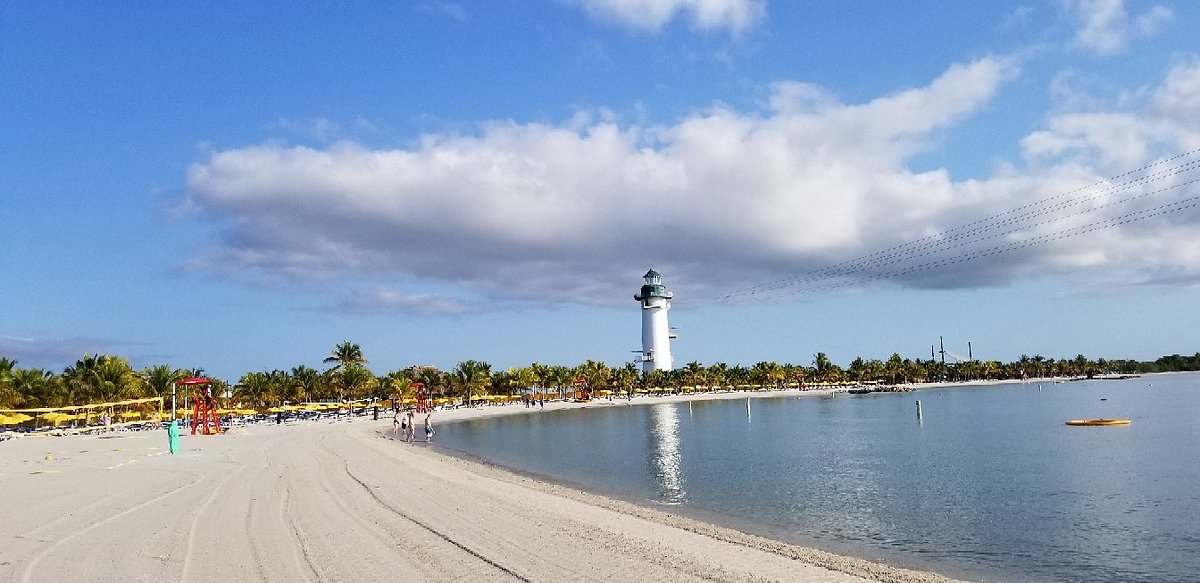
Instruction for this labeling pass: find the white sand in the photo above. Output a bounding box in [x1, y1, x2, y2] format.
[1, 391, 968, 582]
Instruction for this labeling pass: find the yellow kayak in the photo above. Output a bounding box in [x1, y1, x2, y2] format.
[1065, 418, 1131, 426]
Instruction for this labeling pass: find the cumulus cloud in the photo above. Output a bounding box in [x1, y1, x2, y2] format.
[572, 0, 765, 33]
[183, 55, 1200, 310]
[1024, 60, 1200, 162]
[1064, 0, 1173, 56]
[1153, 60, 1200, 148]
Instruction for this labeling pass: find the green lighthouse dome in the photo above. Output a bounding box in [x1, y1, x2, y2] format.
[635, 269, 672, 301]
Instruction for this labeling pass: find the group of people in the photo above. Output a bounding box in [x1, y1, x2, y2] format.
[392, 410, 434, 443]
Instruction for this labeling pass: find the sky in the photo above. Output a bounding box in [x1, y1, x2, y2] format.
[3, 0, 1200, 381]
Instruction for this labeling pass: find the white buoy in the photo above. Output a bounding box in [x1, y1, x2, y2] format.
[634, 269, 674, 373]
[915, 400, 923, 421]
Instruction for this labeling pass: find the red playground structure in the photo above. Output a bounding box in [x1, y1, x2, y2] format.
[413, 383, 430, 414]
[179, 376, 222, 435]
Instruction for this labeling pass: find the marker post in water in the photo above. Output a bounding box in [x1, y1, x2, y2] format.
[915, 400, 923, 421]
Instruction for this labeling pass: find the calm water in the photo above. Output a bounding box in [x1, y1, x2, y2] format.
[434, 373, 1200, 582]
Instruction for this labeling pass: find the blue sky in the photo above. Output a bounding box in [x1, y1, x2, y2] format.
[3, 1, 1199, 380]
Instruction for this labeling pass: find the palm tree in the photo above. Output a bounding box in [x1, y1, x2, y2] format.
[324, 341, 366, 372]
[750, 361, 784, 389]
[530, 362, 551, 393]
[235, 372, 273, 409]
[885, 353, 904, 384]
[0, 357, 16, 376]
[452, 360, 492, 404]
[726, 365, 749, 389]
[87, 357, 141, 403]
[643, 368, 668, 394]
[381, 369, 415, 402]
[547, 365, 574, 399]
[416, 367, 447, 400]
[10, 368, 59, 407]
[336, 365, 376, 404]
[813, 352, 844, 384]
[682, 361, 706, 391]
[290, 365, 321, 403]
[508, 366, 536, 398]
[613, 363, 638, 399]
[142, 364, 188, 401]
[573, 360, 611, 399]
[0, 358, 17, 408]
[62, 354, 103, 405]
[706, 362, 729, 390]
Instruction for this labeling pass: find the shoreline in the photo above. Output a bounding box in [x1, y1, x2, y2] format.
[396, 427, 962, 583]
[408, 374, 1163, 581]
[1, 388, 971, 583]
[3, 373, 1164, 581]
[389, 385, 977, 582]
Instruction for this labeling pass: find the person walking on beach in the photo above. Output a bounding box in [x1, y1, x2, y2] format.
[423, 413, 434, 442]
[392, 411, 401, 438]
[405, 411, 415, 442]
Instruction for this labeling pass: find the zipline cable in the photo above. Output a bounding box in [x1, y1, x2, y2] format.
[686, 148, 1200, 304]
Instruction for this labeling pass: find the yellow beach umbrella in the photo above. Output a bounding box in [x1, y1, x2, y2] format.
[39, 412, 70, 423]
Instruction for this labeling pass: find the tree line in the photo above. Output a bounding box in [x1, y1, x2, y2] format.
[2, 342, 1198, 411]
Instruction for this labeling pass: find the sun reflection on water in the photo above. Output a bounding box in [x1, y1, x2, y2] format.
[649, 403, 685, 504]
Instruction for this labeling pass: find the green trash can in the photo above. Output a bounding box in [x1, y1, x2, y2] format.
[168, 420, 180, 455]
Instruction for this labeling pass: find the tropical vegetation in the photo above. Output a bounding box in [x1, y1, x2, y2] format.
[2, 347, 1198, 411]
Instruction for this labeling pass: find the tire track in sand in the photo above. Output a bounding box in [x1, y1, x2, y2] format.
[306, 433, 455, 580]
[179, 451, 252, 582]
[283, 481, 324, 582]
[330, 449, 531, 582]
[313, 431, 529, 581]
[19, 472, 207, 583]
[242, 448, 273, 582]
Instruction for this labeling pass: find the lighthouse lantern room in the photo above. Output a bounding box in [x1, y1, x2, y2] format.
[634, 269, 674, 372]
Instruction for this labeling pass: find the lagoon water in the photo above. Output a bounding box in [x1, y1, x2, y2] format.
[436, 373, 1200, 582]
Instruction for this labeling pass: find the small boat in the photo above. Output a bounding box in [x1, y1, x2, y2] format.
[1065, 418, 1131, 426]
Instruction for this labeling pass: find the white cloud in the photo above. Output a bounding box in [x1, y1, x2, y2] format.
[1064, 0, 1174, 56]
[1026, 60, 1200, 163]
[1153, 60, 1200, 149]
[573, 0, 765, 33]
[184, 55, 1200, 309]
[335, 290, 475, 317]
[1135, 4, 1173, 35]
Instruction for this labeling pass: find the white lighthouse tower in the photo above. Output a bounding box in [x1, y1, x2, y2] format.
[635, 269, 674, 372]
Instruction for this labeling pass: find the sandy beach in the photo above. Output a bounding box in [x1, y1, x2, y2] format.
[1, 391, 967, 583]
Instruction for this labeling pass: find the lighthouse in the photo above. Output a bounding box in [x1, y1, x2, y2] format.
[635, 269, 674, 372]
